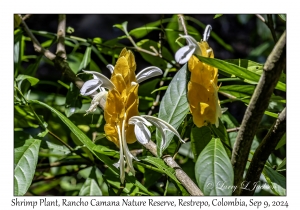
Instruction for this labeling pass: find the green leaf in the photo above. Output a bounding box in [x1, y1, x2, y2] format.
[276, 158, 286, 172]
[220, 85, 286, 105]
[275, 133, 286, 150]
[219, 85, 254, 103]
[151, 86, 168, 94]
[214, 14, 223, 19]
[93, 145, 120, 159]
[67, 52, 100, 74]
[156, 64, 189, 156]
[140, 156, 179, 184]
[14, 105, 39, 128]
[79, 167, 102, 196]
[249, 42, 272, 57]
[278, 14, 286, 21]
[190, 126, 212, 162]
[78, 46, 92, 71]
[196, 56, 286, 91]
[16, 75, 39, 90]
[30, 100, 153, 195]
[65, 82, 82, 117]
[220, 112, 240, 148]
[113, 21, 129, 35]
[79, 178, 102, 196]
[210, 119, 232, 158]
[138, 78, 160, 111]
[195, 138, 234, 195]
[14, 138, 41, 195]
[262, 165, 286, 195]
[136, 39, 173, 70]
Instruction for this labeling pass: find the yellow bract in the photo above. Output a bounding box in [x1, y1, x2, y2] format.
[104, 48, 139, 146]
[188, 41, 222, 128]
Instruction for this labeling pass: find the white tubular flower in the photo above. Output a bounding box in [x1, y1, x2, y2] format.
[175, 25, 212, 64]
[136, 66, 163, 83]
[106, 64, 114, 74]
[175, 34, 201, 64]
[129, 115, 185, 149]
[129, 116, 153, 145]
[84, 91, 108, 115]
[80, 70, 115, 96]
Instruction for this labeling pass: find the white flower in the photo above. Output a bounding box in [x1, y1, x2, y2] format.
[80, 70, 115, 96]
[175, 25, 212, 64]
[129, 115, 185, 149]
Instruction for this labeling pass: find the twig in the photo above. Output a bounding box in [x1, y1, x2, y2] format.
[56, 14, 67, 60]
[22, 14, 32, 21]
[178, 14, 188, 35]
[148, 69, 170, 115]
[33, 166, 87, 183]
[267, 14, 278, 42]
[126, 35, 162, 57]
[241, 107, 286, 196]
[231, 31, 286, 196]
[226, 127, 240, 133]
[255, 14, 265, 23]
[143, 141, 203, 196]
[19, 14, 56, 60]
[37, 159, 90, 169]
[255, 14, 277, 42]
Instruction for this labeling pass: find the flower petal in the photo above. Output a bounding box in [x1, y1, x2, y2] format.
[141, 115, 185, 146]
[106, 64, 114, 74]
[82, 70, 115, 90]
[175, 45, 196, 64]
[136, 66, 163, 83]
[133, 122, 151, 145]
[116, 124, 125, 183]
[80, 79, 102, 96]
[85, 91, 108, 114]
[129, 116, 152, 127]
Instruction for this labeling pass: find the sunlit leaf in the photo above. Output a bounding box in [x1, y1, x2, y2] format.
[278, 14, 286, 21]
[263, 165, 286, 195]
[14, 138, 41, 195]
[210, 119, 232, 158]
[30, 100, 153, 195]
[275, 133, 286, 150]
[78, 46, 92, 71]
[156, 64, 189, 156]
[197, 56, 286, 91]
[140, 156, 179, 183]
[79, 167, 102, 196]
[14, 14, 22, 28]
[195, 138, 234, 195]
[214, 14, 223, 19]
[151, 86, 168, 94]
[190, 126, 212, 162]
[276, 158, 286, 172]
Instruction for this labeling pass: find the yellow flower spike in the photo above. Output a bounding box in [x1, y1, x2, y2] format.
[80, 48, 164, 183]
[175, 25, 222, 128]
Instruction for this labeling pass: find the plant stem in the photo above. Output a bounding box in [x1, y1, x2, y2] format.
[231, 31, 286, 195]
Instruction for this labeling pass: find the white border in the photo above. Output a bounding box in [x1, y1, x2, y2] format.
[2, 0, 298, 209]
